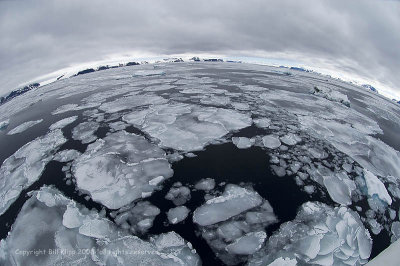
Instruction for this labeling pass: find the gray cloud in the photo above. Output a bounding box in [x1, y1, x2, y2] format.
[0, 0, 399, 97]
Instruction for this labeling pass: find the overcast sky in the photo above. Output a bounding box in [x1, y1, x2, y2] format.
[1, 0, 400, 99]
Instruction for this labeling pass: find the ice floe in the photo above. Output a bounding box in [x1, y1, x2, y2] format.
[123, 103, 252, 151]
[72, 130, 173, 209]
[193, 184, 263, 226]
[262, 135, 281, 149]
[362, 169, 392, 205]
[0, 186, 200, 265]
[71, 121, 99, 144]
[0, 129, 66, 215]
[49, 116, 78, 130]
[7, 119, 43, 135]
[194, 184, 277, 264]
[248, 201, 372, 265]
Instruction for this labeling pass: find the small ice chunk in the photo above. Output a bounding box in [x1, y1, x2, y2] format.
[225, 231, 267, 255]
[254, 118, 271, 128]
[391, 221, 400, 242]
[193, 184, 263, 226]
[267, 257, 297, 266]
[232, 137, 255, 149]
[195, 178, 216, 191]
[167, 206, 190, 224]
[304, 185, 315, 194]
[7, 119, 43, 135]
[165, 185, 191, 206]
[271, 165, 286, 177]
[72, 121, 99, 144]
[368, 219, 383, 235]
[0, 119, 9, 130]
[280, 133, 301, 146]
[262, 135, 281, 149]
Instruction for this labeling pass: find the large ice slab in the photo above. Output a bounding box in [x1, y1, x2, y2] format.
[225, 231, 267, 255]
[49, 116, 78, 130]
[248, 201, 372, 265]
[193, 184, 263, 226]
[323, 171, 356, 205]
[363, 169, 392, 205]
[7, 119, 43, 135]
[195, 185, 277, 265]
[0, 129, 66, 215]
[123, 103, 252, 151]
[0, 186, 201, 266]
[72, 130, 173, 209]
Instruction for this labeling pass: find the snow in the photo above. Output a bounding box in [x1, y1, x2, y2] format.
[193, 184, 263, 226]
[49, 116, 78, 130]
[0, 186, 200, 265]
[167, 206, 190, 224]
[7, 119, 43, 135]
[232, 137, 255, 149]
[194, 178, 216, 191]
[72, 130, 173, 209]
[262, 135, 281, 149]
[0, 129, 66, 215]
[363, 169, 392, 205]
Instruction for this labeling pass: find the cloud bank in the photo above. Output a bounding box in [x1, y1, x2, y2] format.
[0, 0, 399, 98]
